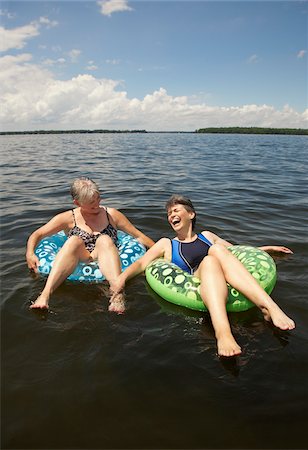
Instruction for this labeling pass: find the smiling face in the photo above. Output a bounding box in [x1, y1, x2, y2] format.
[165, 195, 197, 236]
[75, 193, 101, 215]
[167, 203, 195, 232]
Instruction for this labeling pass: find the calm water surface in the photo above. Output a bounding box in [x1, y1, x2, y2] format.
[1, 133, 308, 449]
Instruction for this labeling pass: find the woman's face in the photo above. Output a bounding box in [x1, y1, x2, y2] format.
[77, 194, 101, 214]
[167, 203, 194, 231]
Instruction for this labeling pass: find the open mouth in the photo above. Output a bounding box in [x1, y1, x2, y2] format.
[172, 218, 181, 226]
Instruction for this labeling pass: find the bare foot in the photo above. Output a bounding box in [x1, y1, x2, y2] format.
[217, 333, 242, 357]
[108, 292, 126, 314]
[261, 304, 295, 330]
[30, 294, 49, 310]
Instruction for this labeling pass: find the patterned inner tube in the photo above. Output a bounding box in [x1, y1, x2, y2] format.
[35, 230, 146, 283]
[145, 245, 277, 312]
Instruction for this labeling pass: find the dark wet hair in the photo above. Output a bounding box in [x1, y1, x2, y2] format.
[165, 194, 197, 229]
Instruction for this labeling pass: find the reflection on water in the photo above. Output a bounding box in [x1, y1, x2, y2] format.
[1, 133, 308, 449]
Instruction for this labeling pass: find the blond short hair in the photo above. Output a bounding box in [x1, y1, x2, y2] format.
[70, 177, 100, 204]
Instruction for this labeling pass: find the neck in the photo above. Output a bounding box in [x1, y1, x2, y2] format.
[176, 227, 196, 242]
[80, 206, 101, 218]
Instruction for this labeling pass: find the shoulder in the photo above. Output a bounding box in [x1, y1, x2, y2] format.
[53, 210, 75, 230]
[33, 209, 74, 237]
[106, 207, 122, 219]
[148, 237, 171, 253]
[51, 209, 73, 223]
[157, 237, 171, 247]
[144, 237, 171, 261]
[200, 230, 213, 239]
[200, 230, 216, 243]
[105, 206, 117, 214]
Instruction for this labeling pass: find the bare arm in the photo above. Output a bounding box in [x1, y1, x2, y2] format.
[26, 211, 72, 272]
[201, 230, 233, 247]
[108, 208, 155, 248]
[201, 231, 293, 254]
[113, 238, 170, 292]
[258, 245, 293, 254]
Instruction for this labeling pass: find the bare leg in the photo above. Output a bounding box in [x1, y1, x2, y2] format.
[196, 256, 242, 357]
[92, 235, 125, 314]
[208, 244, 295, 330]
[30, 236, 89, 309]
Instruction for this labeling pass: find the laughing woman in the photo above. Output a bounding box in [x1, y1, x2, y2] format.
[111, 194, 295, 357]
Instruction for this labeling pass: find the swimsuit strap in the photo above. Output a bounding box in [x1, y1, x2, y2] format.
[197, 233, 213, 246]
[71, 209, 77, 226]
[105, 207, 111, 224]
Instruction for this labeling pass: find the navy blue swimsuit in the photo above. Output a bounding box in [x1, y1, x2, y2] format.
[171, 234, 213, 274]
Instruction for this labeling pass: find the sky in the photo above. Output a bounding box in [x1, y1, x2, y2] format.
[1, 0, 307, 131]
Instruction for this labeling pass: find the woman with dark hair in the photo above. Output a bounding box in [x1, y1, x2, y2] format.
[111, 194, 295, 357]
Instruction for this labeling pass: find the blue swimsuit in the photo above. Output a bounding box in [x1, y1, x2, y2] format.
[171, 234, 213, 274]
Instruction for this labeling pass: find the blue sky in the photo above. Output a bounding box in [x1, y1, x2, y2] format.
[1, 1, 307, 131]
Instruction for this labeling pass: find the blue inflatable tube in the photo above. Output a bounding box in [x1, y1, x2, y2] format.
[35, 230, 146, 283]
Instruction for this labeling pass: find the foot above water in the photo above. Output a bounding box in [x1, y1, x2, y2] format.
[30, 294, 49, 310]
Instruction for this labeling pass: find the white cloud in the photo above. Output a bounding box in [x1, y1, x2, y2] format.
[247, 54, 260, 64]
[297, 49, 307, 58]
[0, 18, 58, 52]
[86, 64, 98, 71]
[51, 45, 62, 53]
[39, 16, 58, 29]
[42, 57, 66, 66]
[0, 9, 15, 19]
[0, 23, 40, 52]
[1, 54, 307, 131]
[106, 58, 121, 65]
[68, 49, 81, 63]
[97, 0, 133, 17]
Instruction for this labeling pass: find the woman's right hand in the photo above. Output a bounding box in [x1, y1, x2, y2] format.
[26, 253, 40, 272]
[25, 210, 71, 273]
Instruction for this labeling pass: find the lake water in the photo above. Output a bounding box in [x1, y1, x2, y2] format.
[1, 132, 308, 449]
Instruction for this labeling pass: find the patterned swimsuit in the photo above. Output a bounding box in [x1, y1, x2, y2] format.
[67, 208, 118, 253]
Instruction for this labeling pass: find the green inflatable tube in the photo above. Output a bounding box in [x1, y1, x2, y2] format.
[145, 245, 277, 313]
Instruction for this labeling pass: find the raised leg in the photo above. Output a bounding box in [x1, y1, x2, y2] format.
[208, 244, 295, 330]
[30, 236, 90, 309]
[195, 255, 242, 357]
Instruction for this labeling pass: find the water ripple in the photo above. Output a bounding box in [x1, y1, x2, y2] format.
[1, 132, 307, 450]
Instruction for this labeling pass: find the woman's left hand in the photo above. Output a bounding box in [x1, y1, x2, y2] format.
[259, 245, 293, 254]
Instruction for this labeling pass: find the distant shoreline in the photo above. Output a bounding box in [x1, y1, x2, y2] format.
[195, 127, 308, 135]
[0, 127, 307, 136]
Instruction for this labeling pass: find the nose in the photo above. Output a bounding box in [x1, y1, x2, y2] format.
[169, 211, 176, 222]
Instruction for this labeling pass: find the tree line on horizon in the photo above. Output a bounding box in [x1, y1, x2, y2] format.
[0, 129, 148, 135]
[195, 127, 308, 135]
[1, 127, 307, 135]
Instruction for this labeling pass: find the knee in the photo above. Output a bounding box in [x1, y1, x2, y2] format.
[96, 234, 115, 250]
[199, 254, 219, 271]
[208, 243, 229, 258]
[64, 236, 84, 252]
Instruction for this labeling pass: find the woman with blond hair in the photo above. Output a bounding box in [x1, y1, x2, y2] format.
[26, 177, 154, 311]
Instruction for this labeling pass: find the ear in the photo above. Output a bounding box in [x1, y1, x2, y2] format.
[73, 199, 80, 207]
[189, 211, 195, 221]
